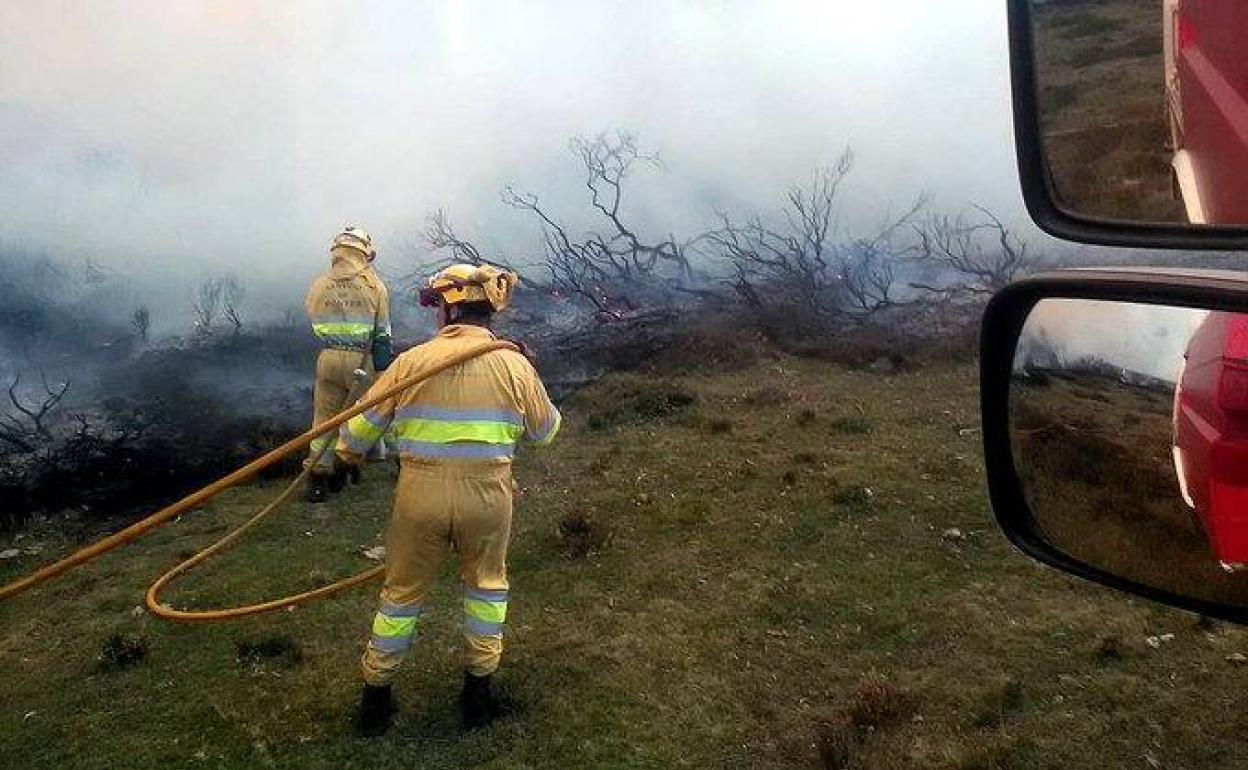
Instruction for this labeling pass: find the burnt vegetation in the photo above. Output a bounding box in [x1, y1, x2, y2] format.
[0, 249, 313, 533]
[1, 131, 1048, 536]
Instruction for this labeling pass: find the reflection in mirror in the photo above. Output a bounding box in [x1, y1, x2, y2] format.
[1010, 298, 1248, 608]
[1030, 0, 1248, 226]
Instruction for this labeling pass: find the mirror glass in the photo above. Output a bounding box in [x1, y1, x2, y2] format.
[1030, 0, 1248, 226]
[1011, 297, 1248, 608]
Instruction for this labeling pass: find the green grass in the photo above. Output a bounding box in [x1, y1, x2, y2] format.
[3, 357, 1248, 768]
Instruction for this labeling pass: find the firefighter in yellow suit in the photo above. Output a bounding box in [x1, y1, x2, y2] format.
[333, 263, 561, 735]
[304, 226, 394, 503]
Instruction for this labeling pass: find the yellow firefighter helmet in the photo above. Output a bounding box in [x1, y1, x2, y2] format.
[332, 226, 376, 261]
[419, 263, 519, 312]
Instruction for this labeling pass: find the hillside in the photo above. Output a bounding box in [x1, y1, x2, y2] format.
[3, 355, 1248, 769]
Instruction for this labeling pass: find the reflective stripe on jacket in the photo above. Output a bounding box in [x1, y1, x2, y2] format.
[306, 246, 390, 348]
[336, 325, 561, 465]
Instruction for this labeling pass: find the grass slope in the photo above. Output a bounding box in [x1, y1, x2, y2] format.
[1033, 0, 1184, 223]
[3, 356, 1248, 769]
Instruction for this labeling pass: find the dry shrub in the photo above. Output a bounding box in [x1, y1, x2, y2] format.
[99, 632, 148, 670]
[846, 681, 913, 733]
[556, 511, 607, 559]
[831, 484, 872, 511]
[575, 376, 696, 431]
[587, 446, 622, 475]
[743, 385, 788, 407]
[815, 680, 914, 769]
[1094, 634, 1125, 663]
[236, 635, 303, 668]
[829, 415, 872, 435]
[778, 323, 914, 371]
[641, 318, 765, 376]
[817, 717, 856, 770]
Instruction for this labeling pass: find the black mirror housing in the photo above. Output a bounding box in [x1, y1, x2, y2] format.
[982, 267, 1248, 622]
[1008, 0, 1248, 249]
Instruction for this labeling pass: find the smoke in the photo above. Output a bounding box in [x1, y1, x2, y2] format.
[0, 1, 1022, 313]
[1022, 299, 1208, 382]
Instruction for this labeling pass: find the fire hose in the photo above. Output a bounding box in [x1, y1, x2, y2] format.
[0, 340, 518, 623]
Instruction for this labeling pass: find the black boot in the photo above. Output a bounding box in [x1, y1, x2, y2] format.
[327, 469, 347, 494]
[356, 684, 394, 737]
[460, 672, 507, 730]
[304, 475, 329, 504]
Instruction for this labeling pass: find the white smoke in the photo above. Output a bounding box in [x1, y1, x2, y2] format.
[0, 0, 1022, 313]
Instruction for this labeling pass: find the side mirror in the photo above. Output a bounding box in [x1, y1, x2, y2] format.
[1009, 0, 1248, 247]
[982, 268, 1248, 622]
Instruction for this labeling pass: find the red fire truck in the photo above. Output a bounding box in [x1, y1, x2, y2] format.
[1173, 311, 1248, 568]
[1164, 0, 1248, 224]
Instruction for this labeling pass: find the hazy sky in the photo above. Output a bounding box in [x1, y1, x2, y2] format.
[0, 1, 1020, 308]
[1024, 299, 1207, 382]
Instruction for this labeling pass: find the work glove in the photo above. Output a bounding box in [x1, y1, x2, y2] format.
[371, 334, 397, 372]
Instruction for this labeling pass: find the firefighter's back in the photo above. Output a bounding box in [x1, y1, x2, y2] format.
[384, 325, 559, 468]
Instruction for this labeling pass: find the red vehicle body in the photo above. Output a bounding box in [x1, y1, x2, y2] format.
[1165, 0, 1248, 224]
[1173, 311, 1248, 567]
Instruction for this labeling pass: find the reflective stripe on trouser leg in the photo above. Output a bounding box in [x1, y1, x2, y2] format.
[360, 601, 422, 686]
[308, 434, 336, 471]
[463, 586, 507, 676]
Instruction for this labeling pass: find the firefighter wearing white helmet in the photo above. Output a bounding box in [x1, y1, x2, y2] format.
[303, 226, 394, 502]
[333, 262, 560, 735]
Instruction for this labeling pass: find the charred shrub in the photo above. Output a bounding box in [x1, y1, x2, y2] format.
[769, 322, 916, 371]
[846, 680, 912, 733]
[587, 444, 623, 476]
[99, 632, 149, 670]
[640, 318, 764, 375]
[236, 635, 303, 668]
[5, 360, 307, 533]
[817, 717, 856, 770]
[1094, 634, 1125, 663]
[830, 484, 872, 511]
[815, 680, 913, 769]
[743, 385, 788, 407]
[577, 376, 696, 431]
[796, 408, 819, 426]
[829, 415, 872, 435]
[556, 510, 607, 558]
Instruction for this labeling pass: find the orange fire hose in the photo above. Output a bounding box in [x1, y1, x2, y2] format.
[0, 341, 518, 622]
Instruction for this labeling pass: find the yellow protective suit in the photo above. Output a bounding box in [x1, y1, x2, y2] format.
[305, 246, 391, 473]
[335, 324, 561, 683]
